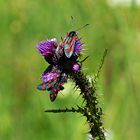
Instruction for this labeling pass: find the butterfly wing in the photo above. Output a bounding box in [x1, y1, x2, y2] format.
[63, 44, 74, 58]
[37, 65, 67, 101]
[64, 36, 76, 58]
[49, 81, 65, 101]
[59, 32, 76, 58]
[37, 70, 58, 91]
[37, 79, 57, 91]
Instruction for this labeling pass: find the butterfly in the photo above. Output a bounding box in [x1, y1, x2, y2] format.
[56, 31, 79, 58]
[37, 65, 67, 101]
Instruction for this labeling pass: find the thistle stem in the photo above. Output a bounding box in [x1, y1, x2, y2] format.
[45, 49, 107, 140]
[71, 71, 105, 140]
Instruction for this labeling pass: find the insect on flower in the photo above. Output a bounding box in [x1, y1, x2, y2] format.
[36, 23, 89, 101]
[37, 65, 67, 101]
[57, 31, 78, 58]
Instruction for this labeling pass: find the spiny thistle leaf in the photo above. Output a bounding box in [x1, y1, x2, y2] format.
[92, 49, 108, 90]
[44, 107, 83, 113]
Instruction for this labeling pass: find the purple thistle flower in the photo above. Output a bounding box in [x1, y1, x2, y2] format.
[42, 72, 58, 83]
[74, 38, 85, 56]
[72, 63, 80, 72]
[37, 38, 58, 56]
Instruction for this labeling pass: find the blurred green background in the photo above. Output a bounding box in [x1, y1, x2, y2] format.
[0, 0, 140, 140]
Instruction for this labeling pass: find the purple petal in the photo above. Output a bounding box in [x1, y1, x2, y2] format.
[42, 72, 58, 82]
[72, 63, 80, 72]
[37, 38, 58, 56]
[50, 38, 58, 46]
[74, 38, 85, 56]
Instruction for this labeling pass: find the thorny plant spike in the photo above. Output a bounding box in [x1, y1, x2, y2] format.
[36, 31, 107, 140]
[44, 49, 107, 140]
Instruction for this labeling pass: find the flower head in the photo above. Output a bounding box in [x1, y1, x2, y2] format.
[37, 38, 58, 56]
[72, 63, 80, 72]
[74, 38, 84, 56]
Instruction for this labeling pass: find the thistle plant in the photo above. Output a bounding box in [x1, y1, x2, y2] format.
[36, 31, 107, 140]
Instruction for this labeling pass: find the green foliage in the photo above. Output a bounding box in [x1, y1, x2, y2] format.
[0, 0, 140, 140]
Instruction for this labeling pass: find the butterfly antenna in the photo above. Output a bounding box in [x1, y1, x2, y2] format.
[75, 24, 90, 32]
[70, 16, 76, 31]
